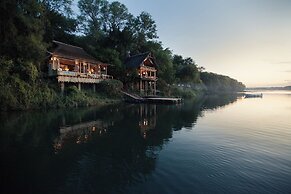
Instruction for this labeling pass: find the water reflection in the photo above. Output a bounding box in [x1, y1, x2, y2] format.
[201, 94, 240, 111]
[137, 104, 156, 138]
[54, 120, 111, 153]
[0, 94, 240, 194]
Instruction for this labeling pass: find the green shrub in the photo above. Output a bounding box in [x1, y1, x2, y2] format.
[156, 79, 197, 99]
[170, 86, 196, 99]
[63, 86, 89, 107]
[97, 79, 123, 98]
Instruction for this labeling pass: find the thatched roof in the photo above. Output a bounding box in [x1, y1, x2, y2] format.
[50, 40, 101, 64]
[125, 52, 157, 68]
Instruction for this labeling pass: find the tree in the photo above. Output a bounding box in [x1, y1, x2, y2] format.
[154, 47, 175, 84]
[41, 0, 73, 15]
[173, 55, 200, 83]
[78, 0, 109, 36]
[129, 11, 159, 53]
[105, 1, 131, 32]
[135, 12, 158, 41]
[176, 64, 200, 83]
[0, 0, 46, 63]
[103, 2, 134, 60]
[42, 8, 77, 43]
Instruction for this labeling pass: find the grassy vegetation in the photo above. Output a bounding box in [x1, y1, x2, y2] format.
[0, 59, 122, 111]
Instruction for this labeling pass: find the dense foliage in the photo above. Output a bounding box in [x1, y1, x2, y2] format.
[97, 79, 123, 97]
[0, 0, 245, 110]
[200, 72, 245, 93]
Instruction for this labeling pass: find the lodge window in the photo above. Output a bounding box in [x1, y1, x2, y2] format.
[59, 64, 74, 71]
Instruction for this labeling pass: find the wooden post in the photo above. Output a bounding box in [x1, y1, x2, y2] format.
[145, 81, 148, 95]
[57, 59, 60, 69]
[139, 80, 142, 94]
[78, 83, 81, 90]
[93, 84, 96, 92]
[62, 116, 66, 126]
[154, 81, 156, 95]
[60, 82, 65, 95]
[136, 82, 138, 90]
[145, 104, 148, 117]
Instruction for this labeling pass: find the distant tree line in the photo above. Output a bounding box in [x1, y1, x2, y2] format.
[200, 72, 245, 93]
[247, 86, 291, 90]
[0, 0, 245, 110]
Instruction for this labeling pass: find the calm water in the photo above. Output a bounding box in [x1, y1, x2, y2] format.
[0, 92, 291, 194]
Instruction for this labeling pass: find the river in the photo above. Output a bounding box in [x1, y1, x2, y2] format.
[0, 91, 291, 194]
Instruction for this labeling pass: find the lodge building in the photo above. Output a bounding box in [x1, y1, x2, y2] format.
[48, 40, 112, 93]
[125, 52, 157, 95]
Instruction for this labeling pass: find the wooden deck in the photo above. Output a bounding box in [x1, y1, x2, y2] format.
[145, 97, 182, 104]
[121, 91, 182, 104]
[56, 71, 113, 83]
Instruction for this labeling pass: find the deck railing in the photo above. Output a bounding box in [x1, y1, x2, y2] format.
[56, 71, 113, 83]
[140, 74, 157, 80]
[57, 71, 113, 79]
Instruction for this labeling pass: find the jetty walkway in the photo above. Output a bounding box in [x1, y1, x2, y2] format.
[121, 91, 182, 104]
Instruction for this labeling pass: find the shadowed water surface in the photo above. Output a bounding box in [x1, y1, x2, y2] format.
[0, 92, 291, 194]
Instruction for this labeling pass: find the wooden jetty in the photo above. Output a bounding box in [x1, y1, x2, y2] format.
[245, 93, 263, 98]
[121, 91, 182, 104]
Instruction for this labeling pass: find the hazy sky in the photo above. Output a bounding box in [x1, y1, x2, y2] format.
[74, 0, 291, 87]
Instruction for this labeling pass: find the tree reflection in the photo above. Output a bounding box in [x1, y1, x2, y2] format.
[201, 94, 239, 110]
[0, 94, 239, 194]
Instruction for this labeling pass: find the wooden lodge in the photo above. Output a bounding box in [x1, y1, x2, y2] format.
[48, 40, 112, 92]
[125, 52, 157, 95]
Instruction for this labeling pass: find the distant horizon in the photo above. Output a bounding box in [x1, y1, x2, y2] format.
[245, 83, 291, 88]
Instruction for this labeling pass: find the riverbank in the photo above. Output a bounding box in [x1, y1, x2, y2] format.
[0, 82, 122, 111]
[0, 72, 242, 111]
[0, 84, 242, 111]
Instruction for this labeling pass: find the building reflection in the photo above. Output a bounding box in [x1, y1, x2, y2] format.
[53, 118, 112, 153]
[53, 103, 159, 151]
[136, 104, 157, 138]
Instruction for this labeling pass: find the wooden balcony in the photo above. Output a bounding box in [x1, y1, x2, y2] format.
[139, 74, 158, 81]
[139, 66, 157, 81]
[56, 71, 113, 83]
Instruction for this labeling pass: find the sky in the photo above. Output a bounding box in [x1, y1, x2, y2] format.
[73, 0, 291, 87]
